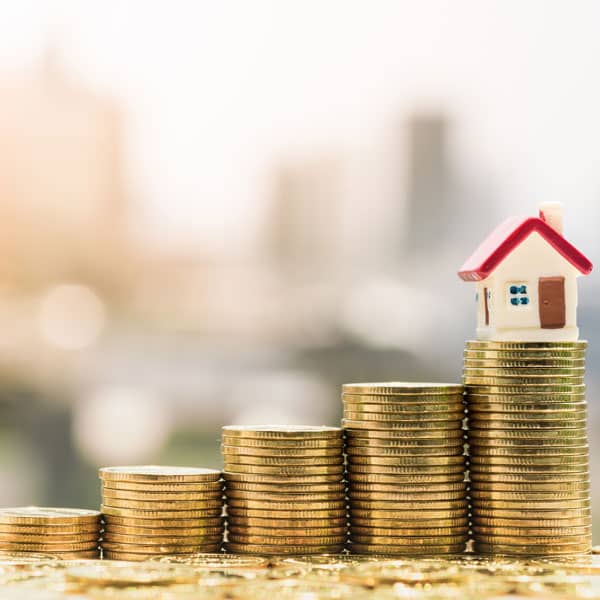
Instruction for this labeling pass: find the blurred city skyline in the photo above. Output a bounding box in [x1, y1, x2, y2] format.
[1, 1, 599, 256]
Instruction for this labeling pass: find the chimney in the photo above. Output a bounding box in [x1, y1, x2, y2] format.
[539, 202, 564, 234]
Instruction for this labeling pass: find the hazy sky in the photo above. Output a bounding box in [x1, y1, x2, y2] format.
[1, 1, 599, 254]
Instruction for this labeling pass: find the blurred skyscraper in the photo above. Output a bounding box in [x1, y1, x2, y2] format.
[0, 45, 132, 299]
[268, 158, 344, 283]
[404, 115, 450, 257]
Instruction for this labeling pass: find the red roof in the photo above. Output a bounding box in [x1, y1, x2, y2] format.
[458, 216, 593, 282]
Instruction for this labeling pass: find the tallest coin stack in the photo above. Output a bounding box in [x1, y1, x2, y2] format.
[464, 340, 592, 556]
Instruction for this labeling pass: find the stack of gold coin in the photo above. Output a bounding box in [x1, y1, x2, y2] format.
[464, 340, 591, 556]
[222, 426, 346, 555]
[342, 383, 469, 555]
[99, 466, 224, 561]
[0, 508, 100, 559]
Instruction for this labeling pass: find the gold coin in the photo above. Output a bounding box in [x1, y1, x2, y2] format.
[472, 525, 592, 537]
[0, 524, 100, 535]
[101, 498, 223, 510]
[469, 455, 589, 466]
[0, 532, 99, 543]
[349, 473, 466, 484]
[349, 482, 467, 493]
[349, 526, 468, 537]
[221, 445, 342, 458]
[223, 472, 343, 484]
[101, 506, 222, 519]
[342, 383, 463, 395]
[222, 455, 343, 466]
[468, 409, 587, 421]
[467, 435, 588, 447]
[342, 418, 464, 431]
[102, 489, 222, 502]
[225, 491, 343, 502]
[350, 516, 468, 528]
[226, 499, 346, 510]
[468, 406, 587, 417]
[346, 440, 464, 461]
[101, 515, 224, 528]
[54, 550, 100, 559]
[225, 481, 346, 494]
[466, 384, 586, 394]
[222, 436, 343, 449]
[345, 429, 465, 440]
[467, 428, 587, 439]
[349, 464, 466, 474]
[351, 534, 468, 545]
[101, 481, 223, 493]
[473, 516, 592, 528]
[474, 533, 591, 546]
[342, 395, 464, 407]
[344, 410, 465, 422]
[465, 340, 588, 350]
[464, 358, 586, 368]
[227, 534, 345, 546]
[473, 541, 593, 555]
[226, 516, 347, 528]
[342, 402, 464, 414]
[467, 393, 586, 404]
[471, 498, 590, 510]
[350, 500, 468, 511]
[223, 464, 344, 476]
[349, 491, 466, 502]
[468, 418, 587, 430]
[224, 542, 344, 555]
[464, 376, 586, 386]
[469, 480, 590, 492]
[102, 551, 158, 561]
[468, 464, 588, 474]
[0, 508, 101, 526]
[65, 562, 200, 585]
[225, 508, 347, 519]
[99, 466, 221, 483]
[349, 509, 467, 520]
[152, 553, 269, 567]
[464, 349, 587, 359]
[346, 438, 465, 449]
[102, 542, 220, 554]
[468, 445, 588, 457]
[222, 426, 342, 439]
[463, 366, 586, 376]
[227, 525, 347, 537]
[348, 455, 465, 466]
[472, 507, 591, 519]
[469, 472, 589, 483]
[349, 543, 466, 555]
[0, 541, 99, 552]
[0, 550, 59, 565]
[469, 490, 589, 501]
[103, 524, 224, 537]
[102, 533, 222, 545]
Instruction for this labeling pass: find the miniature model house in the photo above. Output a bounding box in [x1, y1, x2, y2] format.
[458, 203, 592, 341]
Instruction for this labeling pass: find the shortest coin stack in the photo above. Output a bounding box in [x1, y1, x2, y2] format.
[222, 425, 347, 555]
[342, 382, 469, 555]
[0, 507, 101, 559]
[100, 466, 224, 561]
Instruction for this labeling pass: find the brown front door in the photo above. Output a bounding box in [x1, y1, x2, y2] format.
[539, 277, 566, 329]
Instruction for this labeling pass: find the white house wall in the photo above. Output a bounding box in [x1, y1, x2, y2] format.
[477, 232, 580, 341]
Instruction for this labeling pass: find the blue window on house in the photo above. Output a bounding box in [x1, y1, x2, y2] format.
[508, 283, 529, 307]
